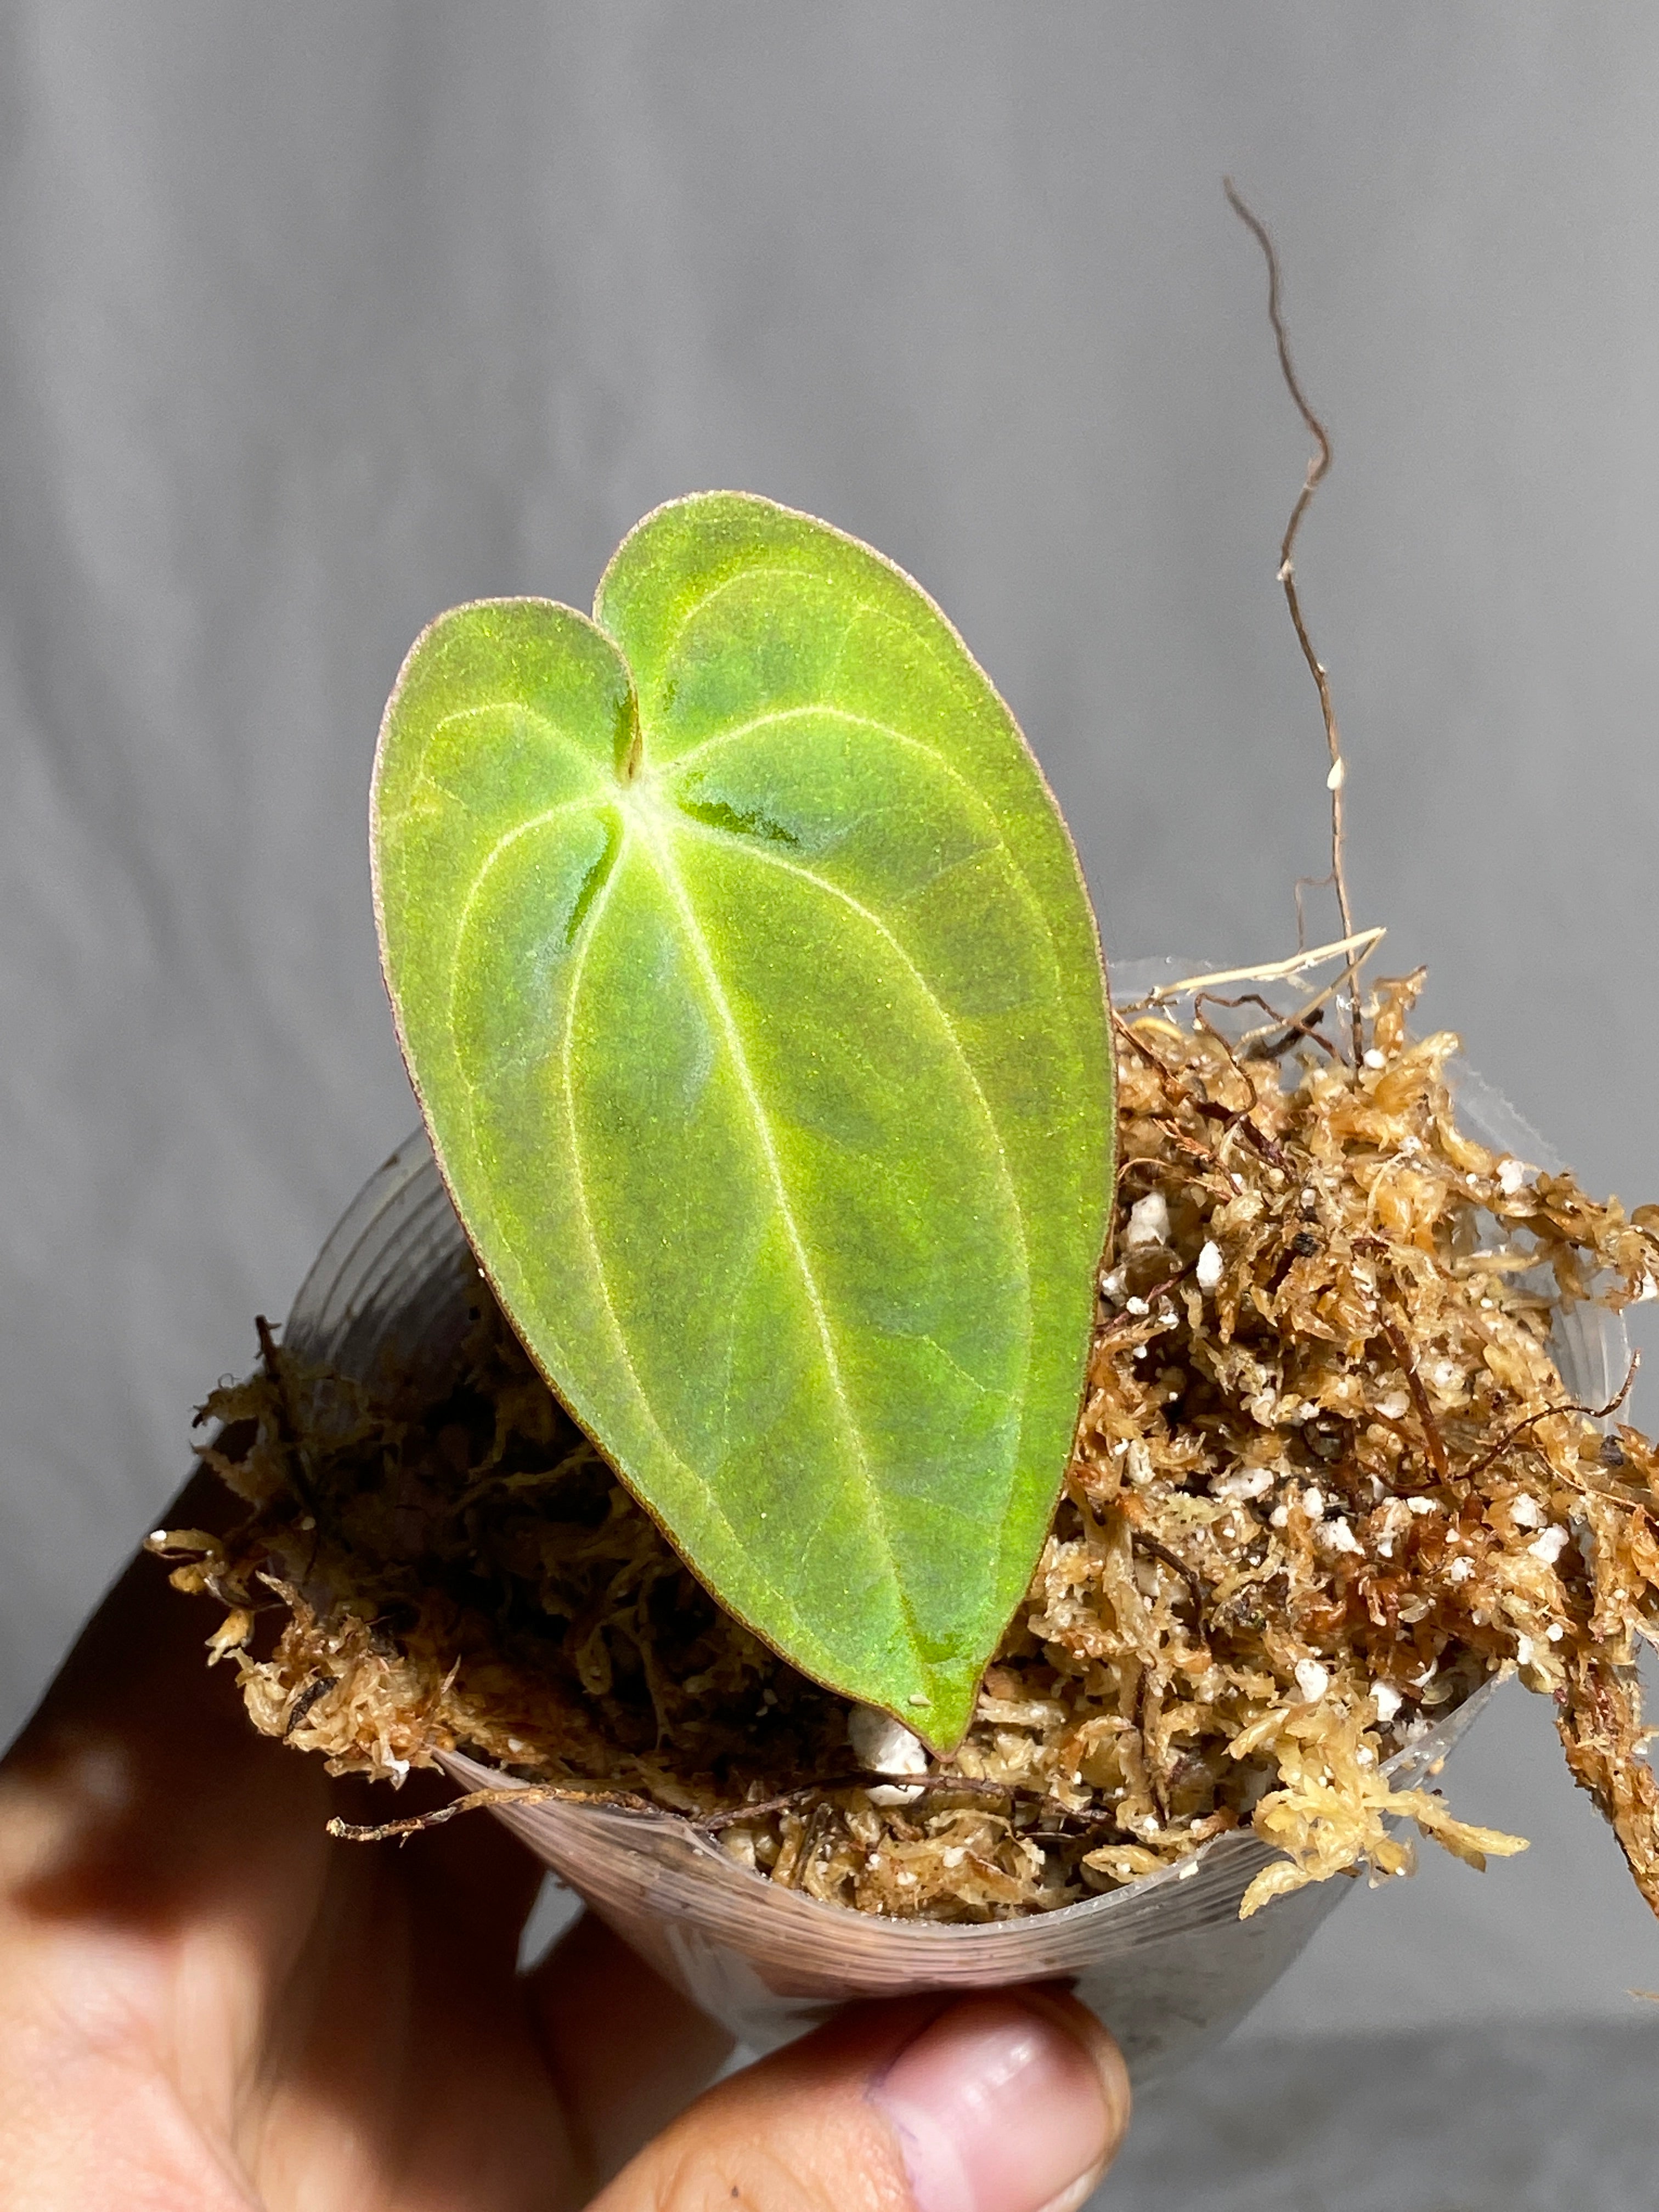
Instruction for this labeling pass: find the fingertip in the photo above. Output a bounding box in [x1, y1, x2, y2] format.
[1022, 1988, 1132, 2163]
[870, 1989, 1127, 2212]
[590, 1985, 1127, 2212]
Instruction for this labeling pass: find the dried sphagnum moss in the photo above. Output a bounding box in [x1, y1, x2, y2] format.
[160, 973, 1659, 1923]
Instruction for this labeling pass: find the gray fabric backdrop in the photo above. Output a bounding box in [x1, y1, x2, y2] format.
[5, 4, 1659, 2200]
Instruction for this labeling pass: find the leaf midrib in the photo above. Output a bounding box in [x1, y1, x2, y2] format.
[428, 775, 890, 1680]
[667, 805, 1035, 1383]
[447, 761, 1046, 1657]
[628, 799, 927, 1672]
[446, 775, 1026, 1685]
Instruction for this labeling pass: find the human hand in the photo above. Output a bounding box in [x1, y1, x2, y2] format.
[0, 1488, 1128, 2210]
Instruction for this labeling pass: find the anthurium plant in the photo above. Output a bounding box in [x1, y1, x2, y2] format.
[371, 492, 1114, 1751]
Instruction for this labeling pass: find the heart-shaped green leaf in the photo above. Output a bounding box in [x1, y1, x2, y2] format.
[371, 493, 1112, 1748]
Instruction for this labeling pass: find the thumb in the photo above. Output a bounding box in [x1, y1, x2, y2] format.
[590, 1987, 1129, 2212]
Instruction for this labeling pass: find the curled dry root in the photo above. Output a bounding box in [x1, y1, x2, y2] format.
[161, 973, 1659, 1923]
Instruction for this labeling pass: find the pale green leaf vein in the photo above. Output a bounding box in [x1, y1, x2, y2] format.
[665, 703, 987, 811]
[420, 699, 610, 809]
[652, 559, 834, 667]
[554, 831, 761, 1591]
[442, 795, 608, 1053]
[633, 808, 921, 1658]
[668, 810, 1033, 1365]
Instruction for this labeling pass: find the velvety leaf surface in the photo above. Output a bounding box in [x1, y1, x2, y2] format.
[371, 493, 1112, 1746]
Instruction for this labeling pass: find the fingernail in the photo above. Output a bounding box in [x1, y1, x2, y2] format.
[870, 1991, 1127, 2212]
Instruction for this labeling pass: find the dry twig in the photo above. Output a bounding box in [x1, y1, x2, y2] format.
[1224, 180, 1363, 1060]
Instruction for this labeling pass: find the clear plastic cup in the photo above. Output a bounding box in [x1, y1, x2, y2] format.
[283, 972, 1622, 2084]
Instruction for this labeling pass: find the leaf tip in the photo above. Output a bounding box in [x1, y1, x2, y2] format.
[897, 1668, 982, 1761]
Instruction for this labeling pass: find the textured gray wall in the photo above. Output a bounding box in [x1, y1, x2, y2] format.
[6, 0, 1659, 2080]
